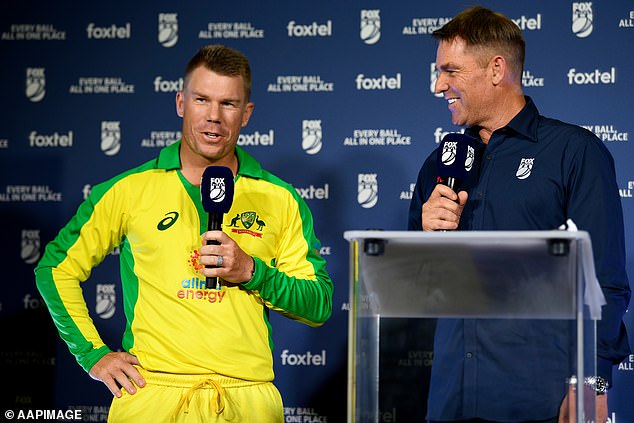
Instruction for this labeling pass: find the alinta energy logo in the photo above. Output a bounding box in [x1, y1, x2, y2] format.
[95, 284, 116, 319]
[360, 10, 381, 45]
[158, 13, 178, 47]
[302, 120, 322, 155]
[86, 22, 131, 39]
[358, 173, 378, 209]
[101, 121, 121, 156]
[228, 211, 266, 238]
[21, 229, 41, 264]
[26, 68, 45, 102]
[572, 2, 593, 38]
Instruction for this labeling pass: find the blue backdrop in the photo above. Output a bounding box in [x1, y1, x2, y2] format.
[1, 1, 632, 422]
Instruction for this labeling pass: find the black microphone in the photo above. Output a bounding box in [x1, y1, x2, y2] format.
[436, 132, 478, 192]
[200, 166, 235, 290]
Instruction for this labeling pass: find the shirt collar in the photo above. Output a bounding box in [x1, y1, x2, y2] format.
[466, 95, 540, 143]
[156, 140, 264, 179]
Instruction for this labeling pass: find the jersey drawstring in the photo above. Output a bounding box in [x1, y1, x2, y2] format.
[172, 379, 226, 422]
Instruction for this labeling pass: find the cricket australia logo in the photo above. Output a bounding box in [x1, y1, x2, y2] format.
[516, 158, 534, 180]
[229, 211, 266, 238]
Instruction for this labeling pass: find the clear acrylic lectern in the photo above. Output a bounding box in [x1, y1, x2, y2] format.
[344, 230, 604, 423]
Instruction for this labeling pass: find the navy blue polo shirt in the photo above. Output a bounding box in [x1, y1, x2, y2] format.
[408, 97, 631, 421]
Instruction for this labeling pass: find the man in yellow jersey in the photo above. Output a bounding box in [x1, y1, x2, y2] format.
[35, 45, 333, 422]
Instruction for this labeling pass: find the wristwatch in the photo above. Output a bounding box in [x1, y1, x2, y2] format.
[584, 376, 608, 395]
[568, 375, 609, 395]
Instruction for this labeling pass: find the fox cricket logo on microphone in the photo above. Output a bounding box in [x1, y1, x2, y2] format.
[26, 68, 46, 102]
[158, 13, 178, 47]
[360, 10, 381, 45]
[101, 121, 121, 156]
[358, 173, 378, 209]
[441, 141, 458, 166]
[302, 120, 322, 155]
[572, 2, 593, 38]
[465, 145, 475, 171]
[209, 177, 227, 203]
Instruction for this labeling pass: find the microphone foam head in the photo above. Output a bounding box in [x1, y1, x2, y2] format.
[200, 166, 234, 213]
[436, 132, 478, 181]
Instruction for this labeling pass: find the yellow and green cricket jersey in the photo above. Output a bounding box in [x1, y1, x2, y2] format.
[35, 142, 333, 382]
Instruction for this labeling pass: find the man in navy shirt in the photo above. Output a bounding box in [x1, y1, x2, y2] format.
[408, 6, 631, 423]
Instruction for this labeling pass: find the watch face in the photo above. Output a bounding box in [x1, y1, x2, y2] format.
[595, 377, 608, 394]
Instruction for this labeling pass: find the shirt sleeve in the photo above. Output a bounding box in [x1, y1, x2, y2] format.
[34, 183, 124, 372]
[242, 192, 333, 327]
[408, 151, 438, 231]
[565, 128, 631, 386]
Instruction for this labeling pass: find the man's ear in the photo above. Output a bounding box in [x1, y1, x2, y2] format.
[491, 55, 506, 85]
[175, 91, 184, 117]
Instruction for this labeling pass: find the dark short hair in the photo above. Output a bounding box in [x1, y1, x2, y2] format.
[433, 6, 525, 78]
[184, 45, 252, 100]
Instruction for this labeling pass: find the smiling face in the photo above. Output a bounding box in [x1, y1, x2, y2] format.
[434, 38, 496, 129]
[176, 65, 254, 170]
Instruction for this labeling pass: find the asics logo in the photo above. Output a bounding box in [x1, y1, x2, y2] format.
[157, 211, 179, 230]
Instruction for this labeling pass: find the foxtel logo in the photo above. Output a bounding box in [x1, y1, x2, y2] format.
[280, 349, 326, 366]
[567, 67, 616, 85]
[295, 184, 329, 200]
[355, 73, 401, 90]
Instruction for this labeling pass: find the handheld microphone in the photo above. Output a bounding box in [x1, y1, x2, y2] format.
[200, 166, 235, 290]
[436, 132, 478, 192]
